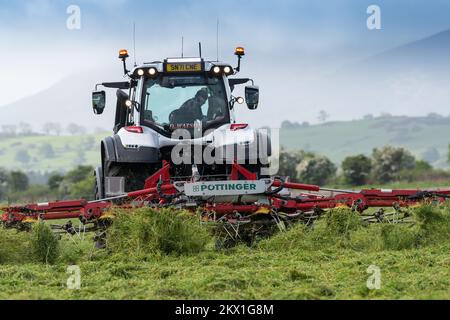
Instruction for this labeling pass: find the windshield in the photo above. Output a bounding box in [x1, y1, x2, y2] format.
[142, 76, 229, 131]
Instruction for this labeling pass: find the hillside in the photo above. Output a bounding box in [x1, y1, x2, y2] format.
[281, 116, 450, 167]
[0, 115, 449, 175]
[0, 133, 105, 174]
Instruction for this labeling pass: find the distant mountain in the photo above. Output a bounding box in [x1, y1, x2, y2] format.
[346, 29, 450, 76]
[297, 29, 450, 122]
[0, 69, 120, 132]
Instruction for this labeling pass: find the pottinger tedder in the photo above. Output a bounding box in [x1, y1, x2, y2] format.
[1, 47, 449, 246]
[2, 161, 450, 246]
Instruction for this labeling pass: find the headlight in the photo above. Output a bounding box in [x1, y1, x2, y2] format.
[125, 100, 133, 108]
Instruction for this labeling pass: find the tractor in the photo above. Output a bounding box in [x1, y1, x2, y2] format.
[92, 47, 271, 200]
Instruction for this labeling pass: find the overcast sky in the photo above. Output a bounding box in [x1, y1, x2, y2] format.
[1, 0, 450, 125]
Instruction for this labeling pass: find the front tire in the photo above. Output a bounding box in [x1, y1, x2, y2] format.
[104, 162, 158, 194]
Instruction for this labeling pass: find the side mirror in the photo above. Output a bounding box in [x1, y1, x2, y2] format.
[245, 86, 259, 110]
[92, 91, 106, 115]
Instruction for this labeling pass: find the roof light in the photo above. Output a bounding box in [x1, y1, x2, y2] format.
[125, 126, 144, 134]
[119, 49, 129, 59]
[230, 124, 248, 131]
[212, 66, 221, 74]
[235, 47, 245, 56]
[148, 67, 157, 76]
[137, 69, 144, 76]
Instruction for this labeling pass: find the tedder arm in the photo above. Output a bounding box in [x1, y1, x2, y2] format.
[2, 163, 450, 231]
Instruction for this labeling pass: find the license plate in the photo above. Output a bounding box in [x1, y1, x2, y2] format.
[184, 180, 267, 197]
[166, 63, 202, 73]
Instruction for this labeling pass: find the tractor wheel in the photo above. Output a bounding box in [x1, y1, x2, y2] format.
[104, 162, 157, 193]
[94, 172, 103, 200]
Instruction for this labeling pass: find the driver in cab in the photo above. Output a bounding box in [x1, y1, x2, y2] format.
[170, 88, 208, 124]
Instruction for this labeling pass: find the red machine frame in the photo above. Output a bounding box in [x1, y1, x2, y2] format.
[2, 162, 450, 227]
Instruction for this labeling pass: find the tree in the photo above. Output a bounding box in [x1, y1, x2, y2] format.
[341, 154, 372, 186]
[0, 168, 8, 200]
[1, 124, 17, 136]
[371, 146, 416, 183]
[18, 122, 33, 135]
[415, 160, 432, 171]
[278, 149, 310, 180]
[427, 112, 444, 119]
[447, 144, 450, 165]
[67, 123, 86, 135]
[296, 155, 337, 185]
[42, 123, 53, 135]
[15, 149, 31, 164]
[42, 123, 62, 136]
[317, 110, 330, 123]
[8, 171, 29, 192]
[47, 173, 64, 191]
[58, 166, 94, 199]
[53, 123, 62, 136]
[63, 165, 93, 184]
[38, 143, 55, 159]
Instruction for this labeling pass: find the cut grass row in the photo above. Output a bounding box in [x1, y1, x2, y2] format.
[0, 205, 448, 300]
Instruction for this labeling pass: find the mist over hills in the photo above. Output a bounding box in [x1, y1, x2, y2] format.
[277, 29, 450, 125]
[0, 69, 119, 132]
[1, 30, 450, 130]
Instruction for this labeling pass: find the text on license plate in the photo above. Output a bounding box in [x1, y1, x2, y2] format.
[166, 63, 202, 72]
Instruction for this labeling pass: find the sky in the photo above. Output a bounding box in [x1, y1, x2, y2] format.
[1, 0, 450, 126]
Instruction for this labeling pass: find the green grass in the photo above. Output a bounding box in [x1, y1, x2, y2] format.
[0, 205, 448, 300]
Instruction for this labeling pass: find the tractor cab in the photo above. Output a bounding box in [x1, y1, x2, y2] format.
[92, 48, 260, 138]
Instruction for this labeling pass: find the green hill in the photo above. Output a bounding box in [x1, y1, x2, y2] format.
[0, 133, 105, 173]
[1, 115, 449, 174]
[280, 116, 450, 168]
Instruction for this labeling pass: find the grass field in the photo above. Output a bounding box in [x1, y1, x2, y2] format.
[0, 206, 448, 300]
